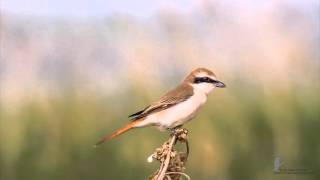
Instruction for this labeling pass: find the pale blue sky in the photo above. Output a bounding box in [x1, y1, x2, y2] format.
[1, 0, 195, 18]
[1, 0, 318, 19]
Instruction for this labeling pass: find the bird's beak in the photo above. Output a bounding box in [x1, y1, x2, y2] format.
[213, 80, 226, 88]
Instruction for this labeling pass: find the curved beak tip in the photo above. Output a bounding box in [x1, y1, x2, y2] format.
[215, 81, 226, 88]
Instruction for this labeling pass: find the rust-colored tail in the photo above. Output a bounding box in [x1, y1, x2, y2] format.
[94, 120, 141, 147]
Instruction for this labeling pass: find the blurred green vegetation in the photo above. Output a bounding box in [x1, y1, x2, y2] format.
[1, 2, 319, 179]
[0, 81, 319, 180]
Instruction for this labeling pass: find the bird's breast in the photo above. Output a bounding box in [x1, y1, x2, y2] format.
[140, 91, 208, 130]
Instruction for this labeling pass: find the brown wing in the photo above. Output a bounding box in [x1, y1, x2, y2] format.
[129, 83, 194, 121]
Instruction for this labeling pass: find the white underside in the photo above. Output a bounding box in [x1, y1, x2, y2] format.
[134, 83, 214, 131]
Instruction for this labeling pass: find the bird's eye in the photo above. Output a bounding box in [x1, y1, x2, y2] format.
[193, 77, 213, 84]
[193, 77, 202, 83]
[204, 77, 210, 82]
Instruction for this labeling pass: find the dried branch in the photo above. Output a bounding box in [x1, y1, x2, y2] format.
[148, 128, 190, 180]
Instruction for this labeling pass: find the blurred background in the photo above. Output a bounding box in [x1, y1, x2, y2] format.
[0, 0, 319, 179]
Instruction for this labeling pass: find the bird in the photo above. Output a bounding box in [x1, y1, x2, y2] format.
[95, 67, 226, 146]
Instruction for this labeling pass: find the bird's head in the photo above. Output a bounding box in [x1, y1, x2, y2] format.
[184, 68, 226, 94]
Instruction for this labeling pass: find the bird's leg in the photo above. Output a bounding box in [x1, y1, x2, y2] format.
[168, 128, 176, 136]
[173, 127, 188, 140]
[168, 126, 183, 138]
[170, 125, 183, 135]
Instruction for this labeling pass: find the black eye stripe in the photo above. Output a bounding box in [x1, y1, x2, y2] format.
[193, 77, 217, 84]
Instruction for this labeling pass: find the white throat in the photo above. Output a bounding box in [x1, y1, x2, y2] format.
[191, 83, 215, 95]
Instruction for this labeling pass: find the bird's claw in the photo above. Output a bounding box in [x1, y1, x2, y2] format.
[170, 128, 188, 142]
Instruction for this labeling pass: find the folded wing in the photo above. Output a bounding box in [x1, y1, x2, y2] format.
[129, 83, 194, 121]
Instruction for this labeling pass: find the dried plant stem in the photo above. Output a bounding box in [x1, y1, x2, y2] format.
[156, 135, 177, 180]
[165, 172, 191, 180]
[148, 128, 189, 180]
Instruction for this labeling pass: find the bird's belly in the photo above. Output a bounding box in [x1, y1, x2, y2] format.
[142, 93, 207, 130]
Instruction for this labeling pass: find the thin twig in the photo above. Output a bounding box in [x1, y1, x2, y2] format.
[185, 139, 189, 156]
[156, 135, 177, 180]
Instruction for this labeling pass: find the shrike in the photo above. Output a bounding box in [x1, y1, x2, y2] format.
[95, 68, 226, 146]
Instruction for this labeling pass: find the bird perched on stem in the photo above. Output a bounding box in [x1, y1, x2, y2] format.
[95, 67, 226, 146]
